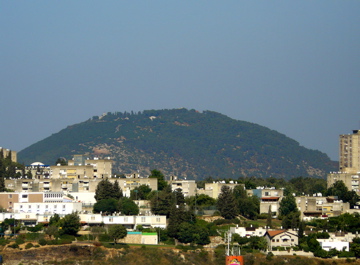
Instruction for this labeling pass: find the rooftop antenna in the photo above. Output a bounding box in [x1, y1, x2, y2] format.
[225, 230, 243, 264]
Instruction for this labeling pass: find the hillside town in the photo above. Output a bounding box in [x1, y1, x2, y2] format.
[1, 129, 360, 262]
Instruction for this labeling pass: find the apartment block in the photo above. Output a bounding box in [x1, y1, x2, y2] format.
[0, 147, 17, 162]
[168, 176, 196, 197]
[339, 130, 360, 173]
[296, 196, 350, 220]
[250, 187, 284, 217]
[327, 130, 360, 194]
[197, 181, 245, 199]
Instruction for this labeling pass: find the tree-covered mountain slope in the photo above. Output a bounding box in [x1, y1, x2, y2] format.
[18, 109, 337, 180]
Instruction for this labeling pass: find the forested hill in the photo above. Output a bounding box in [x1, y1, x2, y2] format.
[18, 109, 337, 180]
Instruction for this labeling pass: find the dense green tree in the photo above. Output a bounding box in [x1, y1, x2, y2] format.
[217, 185, 238, 219]
[279, 194, 298, 217]
[351, 237, 360, 259]
[108, 224, 127, 244]
[45, 225, 59, 239]
[112, 180, 123, 200]
[49, 213, 61, 226]
[172, 188, 185, 206]
[93, 198, 118, 214]
[185, 194, 216, 212]
[91, 226, 106, 241]
[232, 184, 259, 219]
[326, 180, 360, 208]
[130, 184, 152, 200]
[237, 195, 259, 220]
[59, 212, 81, 236]
[149, 169, 167, 191]
[55, 157, 67, 166]
[248, 236, 268, 251]
[94, 178, 115, 201]
[266, 205, 272, 228]
[176, 222, 210, 245]
[281, 211, 300, 229]
[150, 186, 173, 217]
[167, 205, 195, 238]
[118, 197, 139, 215]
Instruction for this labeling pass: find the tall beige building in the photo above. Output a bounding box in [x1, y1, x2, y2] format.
[0, 147, 17, 162]
[328, 130, 360, 194]
[339, 130, 360, 173]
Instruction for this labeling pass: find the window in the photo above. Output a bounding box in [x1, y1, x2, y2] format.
[91, 216, 95, 221]
[141, 217, 146, 222]
[26, 215, 30, 218]
[124, 217, 128, 222]
[156, 217, 160, 222]
[8, 194, 12, 199]
[109, 217, 113, 222]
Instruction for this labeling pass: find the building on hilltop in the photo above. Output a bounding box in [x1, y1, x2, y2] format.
[295, 195, 350, 220]
[168, 176, 196, 197]
[327, 130, 360, 194]
[264, 230, 298, 251]
[339, 130, 360, 173]
[249, 187, 284, 217]
[197, 181, 245, 199]
[5, 154, 158, 194]
[0, 147, 17, 162]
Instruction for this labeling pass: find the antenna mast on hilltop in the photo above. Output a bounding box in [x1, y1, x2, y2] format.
[225, 230, 243, 265]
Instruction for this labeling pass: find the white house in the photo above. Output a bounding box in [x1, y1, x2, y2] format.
[317, 239, 349, 252]
[229, 225, 267, 237]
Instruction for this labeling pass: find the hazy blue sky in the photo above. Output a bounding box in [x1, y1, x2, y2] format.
[1, 1, 359, 161]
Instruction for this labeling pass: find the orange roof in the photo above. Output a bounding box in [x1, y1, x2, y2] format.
[266, 230, 286, 238]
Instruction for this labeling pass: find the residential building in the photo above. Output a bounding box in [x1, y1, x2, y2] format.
[317, 238, 349, 252]
[0, 191, 81, 215]
[339, 130, 360, 174]
[250, 187, 284, 217]
[5, 176, 158, 194]
[197, 181, 245, 199]
[0, 212, 167, 230]
[230, 225, 267, 237]
[0, 147, 17, 162]
[327, 172, 360, 193]
[296, 196, 350, 220]
[168, 176, 196, 197]
[327, 130, 360, 194]
[264, 230, 298, 251]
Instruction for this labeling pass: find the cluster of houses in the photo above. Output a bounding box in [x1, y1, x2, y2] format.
[2, 129, 360, 254]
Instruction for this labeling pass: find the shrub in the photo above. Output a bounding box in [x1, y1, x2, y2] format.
[8, 243, 19, 249]
[15, 237, 25, 245]
[27, 224, 44, 233]
[257, 213, 268, 219]
[59, 234, 75, 241]
[26, 232, 43, 241]
[0, 238, 9, 246]
[38, 238, 47, 246]
[25, 243, 34, 249]
[98, 233, 111, 242]
[266, 252, 274, 261]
